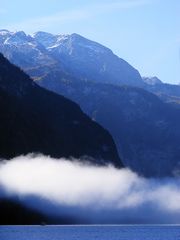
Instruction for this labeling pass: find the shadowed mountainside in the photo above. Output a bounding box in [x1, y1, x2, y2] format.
[0, 53, 122, 167]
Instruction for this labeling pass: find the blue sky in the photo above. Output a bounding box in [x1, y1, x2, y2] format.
[0, 0, 180, 84]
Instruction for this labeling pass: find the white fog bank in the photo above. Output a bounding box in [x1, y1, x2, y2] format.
[0, 154, 180, 223]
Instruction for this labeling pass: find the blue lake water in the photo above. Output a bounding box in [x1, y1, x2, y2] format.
[0, 225, 180, 240]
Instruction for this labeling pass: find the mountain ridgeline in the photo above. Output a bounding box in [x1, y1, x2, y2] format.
[0, 30, 180, 177]
[0, 53, 122, 167]
[0, 30, 143, 87]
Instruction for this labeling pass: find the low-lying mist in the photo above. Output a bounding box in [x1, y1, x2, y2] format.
[0, 154, 180, 224]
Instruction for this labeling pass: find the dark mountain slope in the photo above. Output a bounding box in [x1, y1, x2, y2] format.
[38, 74, 180, 177]
[0, 198, 78, 225]
[0, 54, 121, 167]
[0, 199, 48, 225]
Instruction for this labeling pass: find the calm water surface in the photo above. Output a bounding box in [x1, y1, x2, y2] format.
[0, 225, 180, 240]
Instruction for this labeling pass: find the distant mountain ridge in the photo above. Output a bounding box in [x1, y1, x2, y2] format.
[143, 76, 180, 105]
[143, 76, 163, 86]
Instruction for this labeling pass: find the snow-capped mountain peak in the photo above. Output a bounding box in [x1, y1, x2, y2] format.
[0, 30, 57, 68]
[0, 29, 144, 87]
[32, 31, 70, 49]
[32, 31, 112, 55]
[32, 31, 56, 48]
[4, 31, 30, 46]
[0, 29, 12, 35]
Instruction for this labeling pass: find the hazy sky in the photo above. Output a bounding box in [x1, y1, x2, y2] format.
[0, 0, 180, 84]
